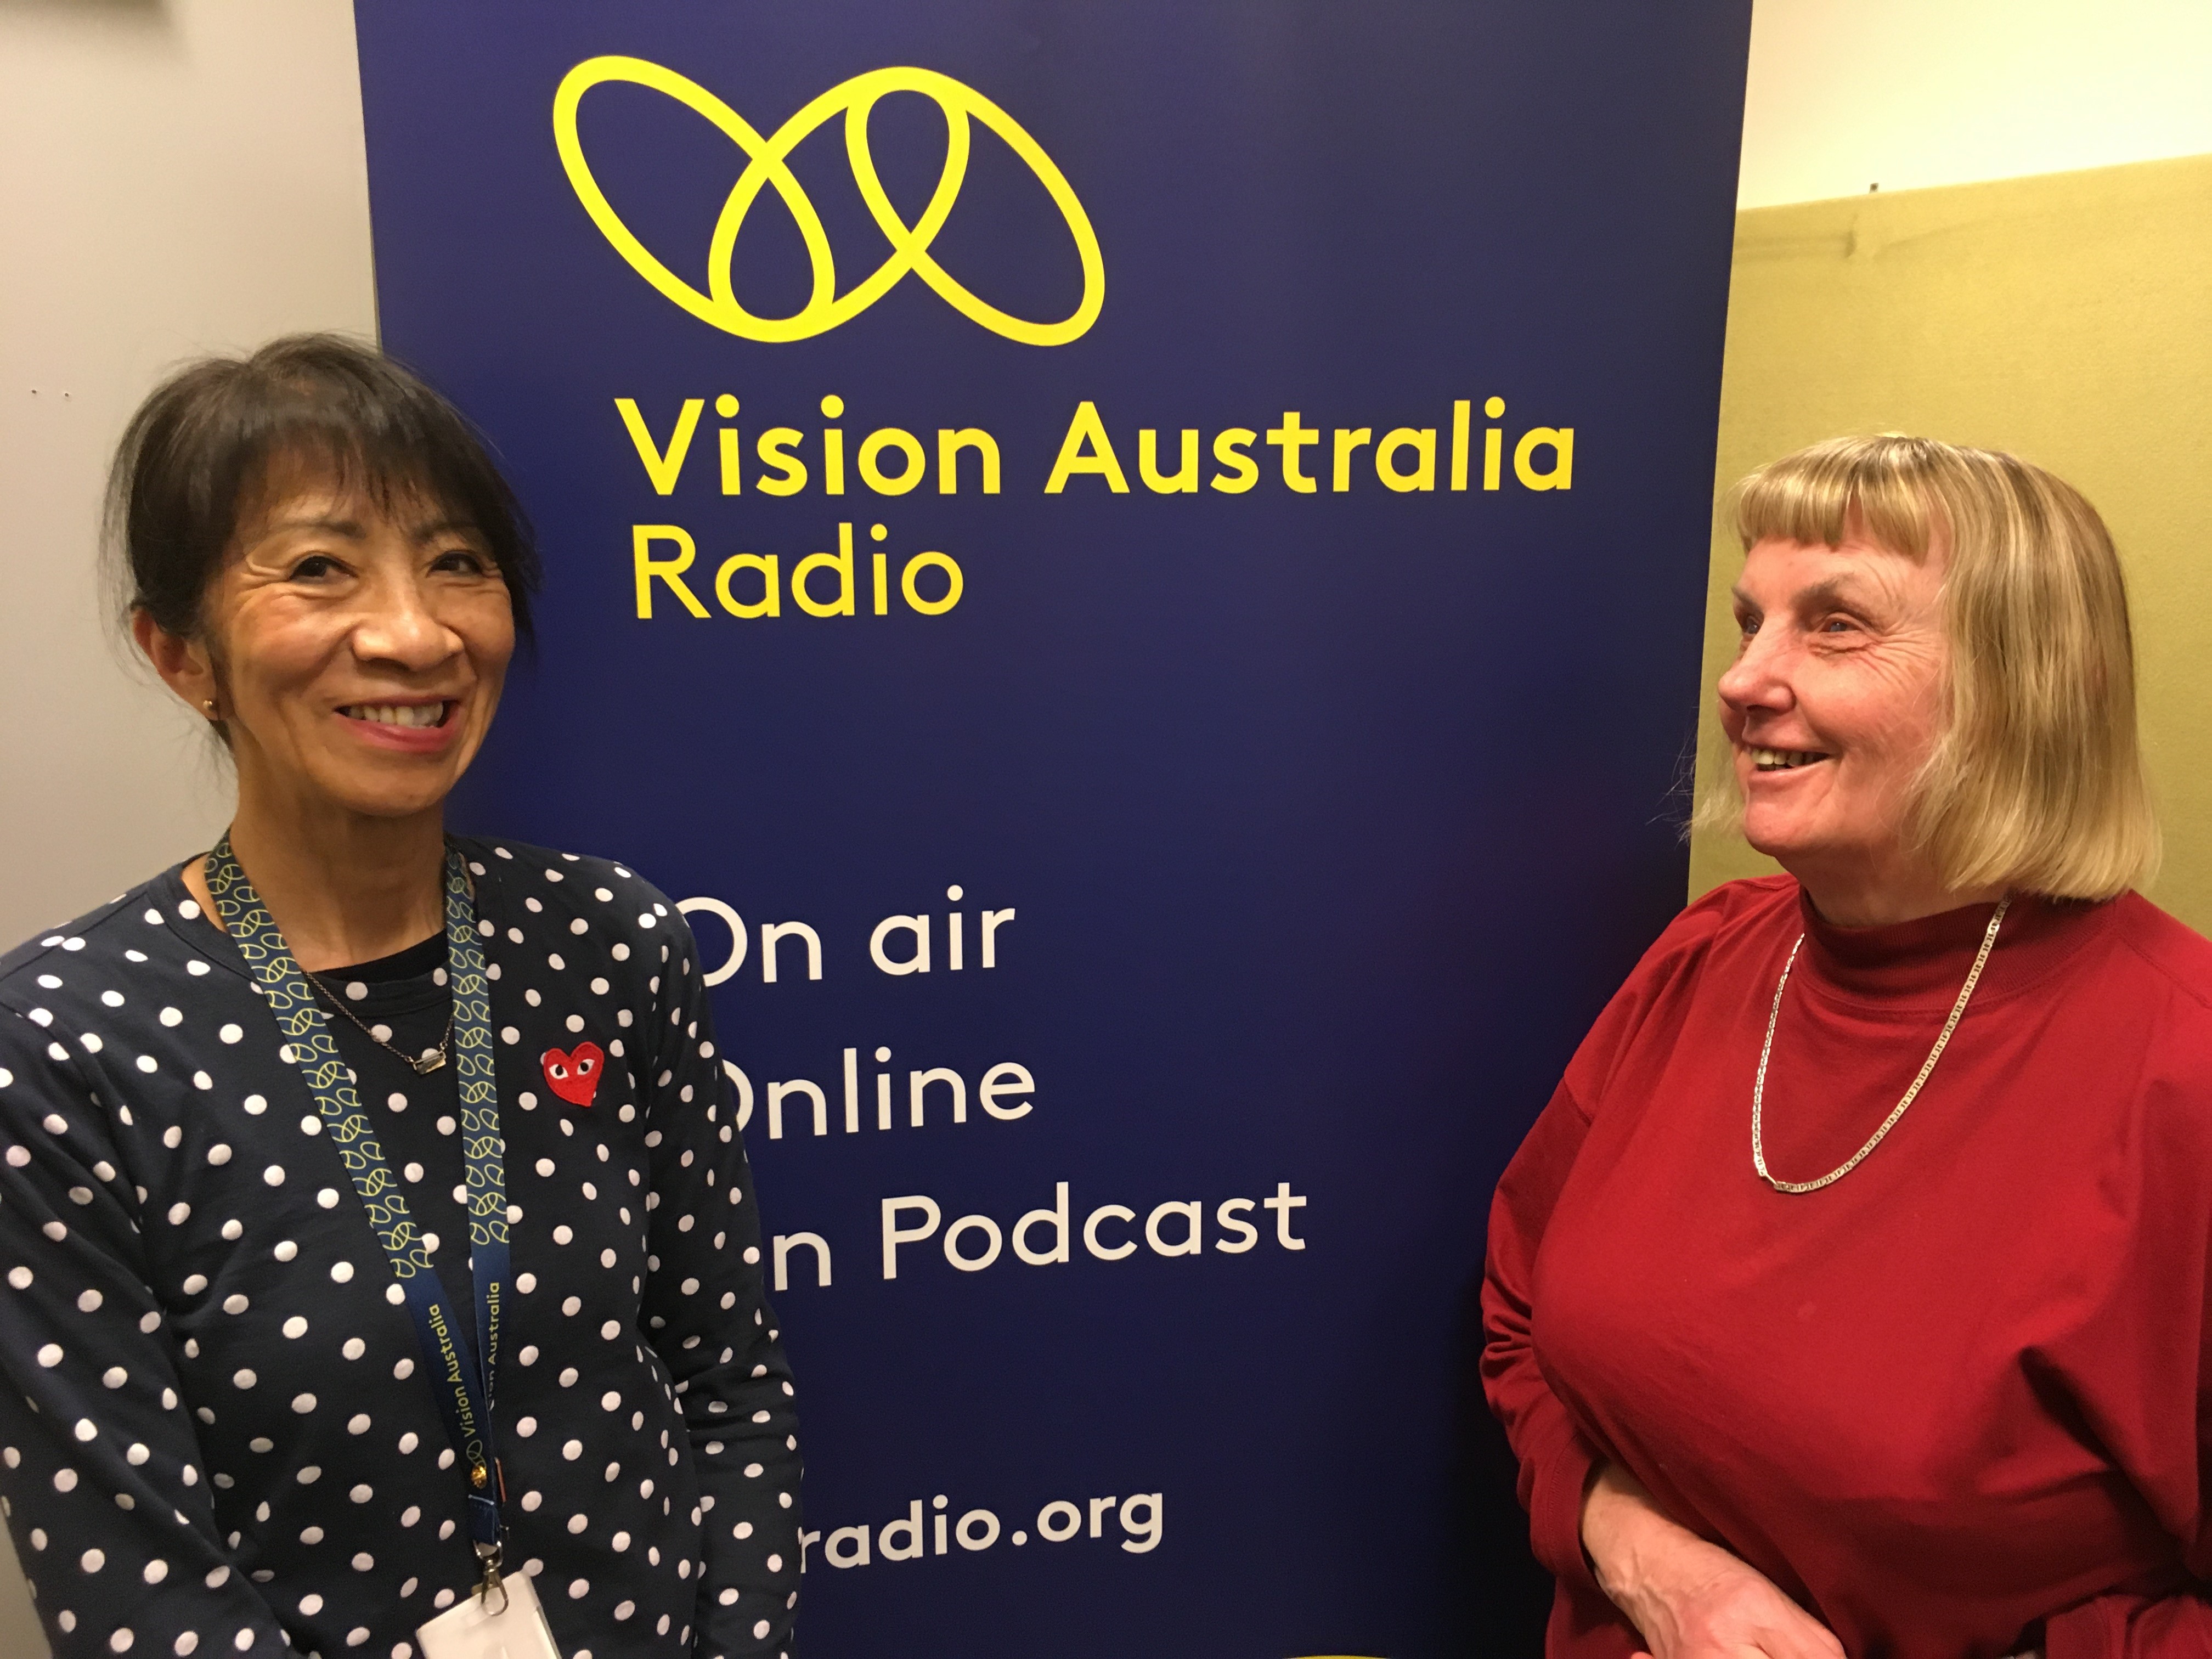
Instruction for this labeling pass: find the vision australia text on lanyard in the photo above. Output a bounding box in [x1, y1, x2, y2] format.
[206, 836, 514, 1601]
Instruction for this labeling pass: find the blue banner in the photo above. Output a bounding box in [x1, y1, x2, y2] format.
[353, 5, 1750, 1653]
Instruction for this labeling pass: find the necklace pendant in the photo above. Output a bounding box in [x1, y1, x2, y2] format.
[413, 1052, 447, 1075]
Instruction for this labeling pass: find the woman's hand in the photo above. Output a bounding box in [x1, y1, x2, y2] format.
[1582, 1462, 1844, 1659]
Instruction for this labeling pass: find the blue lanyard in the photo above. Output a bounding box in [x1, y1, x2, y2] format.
[205, 836, 511, 1574]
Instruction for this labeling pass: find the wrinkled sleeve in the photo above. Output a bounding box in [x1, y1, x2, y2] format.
[1479, 888, 1753, 1600]
[633, 909, 802, 1659]
[2043, 1076, 2212, 1659]
[2045, 1592, 2212, 1659]
[0, 1011, 299, 1657]
[1481, 1076, 1605, 1597]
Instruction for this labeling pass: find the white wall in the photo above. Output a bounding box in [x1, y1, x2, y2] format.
[0, 3, 372, 1647]
[0, 0, 375, 959]
[1741, 0, 2212, 207]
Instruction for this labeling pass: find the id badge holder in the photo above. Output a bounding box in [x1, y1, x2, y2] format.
[415, 1568, 565, 1659]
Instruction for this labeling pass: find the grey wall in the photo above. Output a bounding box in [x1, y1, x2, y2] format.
[0, 0, 376, 950]
[0, 2, 374, 1647]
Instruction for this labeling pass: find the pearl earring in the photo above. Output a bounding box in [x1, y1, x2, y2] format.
[201, 699, 219, 718]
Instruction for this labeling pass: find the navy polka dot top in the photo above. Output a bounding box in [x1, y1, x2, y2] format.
[0, 839, 801, 1659]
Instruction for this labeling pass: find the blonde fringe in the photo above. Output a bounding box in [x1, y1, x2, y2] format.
[1697, 436, 2158, 901]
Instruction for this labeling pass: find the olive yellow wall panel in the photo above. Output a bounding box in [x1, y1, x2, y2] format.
[1690, 152, 2212, 929]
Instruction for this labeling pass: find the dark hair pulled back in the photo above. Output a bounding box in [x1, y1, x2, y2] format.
[106, 333, 539, 642]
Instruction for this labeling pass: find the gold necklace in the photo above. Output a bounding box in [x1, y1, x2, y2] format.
[1751, 895, 2010, 1194]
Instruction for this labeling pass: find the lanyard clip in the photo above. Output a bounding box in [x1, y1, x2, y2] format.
[475, 1541, 508, 1614]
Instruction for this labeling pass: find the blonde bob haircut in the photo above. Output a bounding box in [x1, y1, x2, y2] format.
[1705, 434, 2158, 902]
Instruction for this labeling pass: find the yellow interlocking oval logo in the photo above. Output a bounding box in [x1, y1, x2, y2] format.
[551, 56, 1105, 346]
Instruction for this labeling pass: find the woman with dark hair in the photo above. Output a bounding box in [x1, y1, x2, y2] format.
[0, 336, 800, 1659]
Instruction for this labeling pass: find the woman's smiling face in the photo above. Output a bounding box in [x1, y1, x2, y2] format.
[1716, 527, 1951, 898]
[157, 467, 516, 822]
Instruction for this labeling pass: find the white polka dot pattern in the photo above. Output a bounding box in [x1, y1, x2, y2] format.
[0, 839, 800, 1658]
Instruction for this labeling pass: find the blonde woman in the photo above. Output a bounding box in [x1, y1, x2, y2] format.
[1485, 436, 2207, 1659]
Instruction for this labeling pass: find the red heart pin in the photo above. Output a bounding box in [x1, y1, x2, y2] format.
[541, 1041, 603, 1108]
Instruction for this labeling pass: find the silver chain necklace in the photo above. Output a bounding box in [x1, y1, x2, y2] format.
[1751, 895, 2010, 1194]
[304, 968, 454, 1076]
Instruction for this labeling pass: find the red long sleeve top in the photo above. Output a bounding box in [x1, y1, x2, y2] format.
[1483, 874, 2212, 1659]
